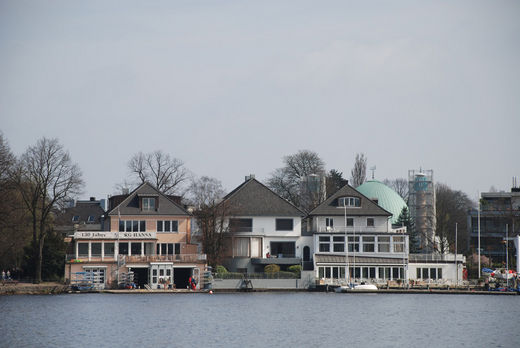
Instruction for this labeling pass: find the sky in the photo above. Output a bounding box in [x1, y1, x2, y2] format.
[1, 0, 519, 201]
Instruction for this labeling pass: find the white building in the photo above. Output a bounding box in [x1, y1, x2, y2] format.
[308, 183, 409, 285]
[220, 176, 309, 273]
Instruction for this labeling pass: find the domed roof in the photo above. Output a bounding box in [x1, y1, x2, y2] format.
[356, 180, 407, 224]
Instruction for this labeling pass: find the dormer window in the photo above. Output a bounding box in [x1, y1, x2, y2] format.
[142, 197, 156, 211]
[72, 215, 80, 222]
[87, 215, 95, 223]
[338, 196, 361, 207]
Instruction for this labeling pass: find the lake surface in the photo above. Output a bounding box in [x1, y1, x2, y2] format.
[1, 292, 519, 348]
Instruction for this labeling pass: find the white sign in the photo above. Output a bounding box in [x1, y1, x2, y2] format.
[74, 231, 157, 240]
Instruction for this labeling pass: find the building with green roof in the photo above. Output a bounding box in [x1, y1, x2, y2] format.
[356, 180, 408, 224]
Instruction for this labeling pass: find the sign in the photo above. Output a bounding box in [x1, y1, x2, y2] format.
[74, 231, 157, 240]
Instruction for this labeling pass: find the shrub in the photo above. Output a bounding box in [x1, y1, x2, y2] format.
[264, 264, 280, 273]
[215, 265, 228, 274]
[288, 265, 302, 275]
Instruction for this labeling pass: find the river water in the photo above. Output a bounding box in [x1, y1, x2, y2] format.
[0, 292, 518, 348]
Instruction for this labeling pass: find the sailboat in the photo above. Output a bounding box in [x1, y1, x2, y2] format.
[335, 206, 378, 292]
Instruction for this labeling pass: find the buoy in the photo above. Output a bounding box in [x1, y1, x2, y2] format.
[209, 290, 213, 294]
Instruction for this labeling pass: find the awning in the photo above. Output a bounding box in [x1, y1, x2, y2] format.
[315, 254, 406, 265]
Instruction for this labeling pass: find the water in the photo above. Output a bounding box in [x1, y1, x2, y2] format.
[0, 293, 519, 348]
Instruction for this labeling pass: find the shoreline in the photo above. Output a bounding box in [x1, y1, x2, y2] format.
[1, 282, 518, 296]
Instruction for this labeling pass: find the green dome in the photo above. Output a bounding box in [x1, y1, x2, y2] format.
[356, 180, 407, 224]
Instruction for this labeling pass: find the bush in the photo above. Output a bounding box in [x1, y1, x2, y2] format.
[215, 265, 228, 274]
[264, 264, 280, 273]
[288, 265, 302, 275]
[216, 272, 243, 279]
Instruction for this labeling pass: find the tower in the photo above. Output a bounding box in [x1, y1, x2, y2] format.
[408, 169, 436, 253]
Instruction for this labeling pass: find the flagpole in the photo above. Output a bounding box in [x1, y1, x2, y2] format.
[477, 191, 481, 279]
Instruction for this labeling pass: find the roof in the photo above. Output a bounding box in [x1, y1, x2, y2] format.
[356, 180, 408, 224]
[107, 182, 189, 216]
[308, 183, 392, 217]
[55, 201, 105, 226]
[221, 178, 306, 217]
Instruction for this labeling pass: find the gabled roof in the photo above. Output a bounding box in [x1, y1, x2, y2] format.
[107, 182, 189, 216]
[221, 178, 306, 217]
[308, 183, 392, 217]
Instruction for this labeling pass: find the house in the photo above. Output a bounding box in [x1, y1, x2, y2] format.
[467, 187, 520, 268]
[308, 183, 409, 285]
[64, 182, 206, 289]
[219, 176, 309, 273]
[54, 197, 106, 237]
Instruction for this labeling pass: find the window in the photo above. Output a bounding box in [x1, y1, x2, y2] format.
[366, 218, 375, 227]
[271, 242, 295, 257]
[120, 220, 146, 232]
[333, 236, 344, 252]
[326, 218, 334, 230]
[72, 215, 79, 222]
[348, 236, 359, 252]
[91, 243, 102, 256]
[393, 236, 405, 252]
[131, 242, 141, 255]
[422, 268, 429, 279]
[437, 268, 442, 279]
[338, 197, 361, 207]
[347, 218, 354, 227]
[229, 219, 253, 232]
[416, 268, 421, 279]
[142, 197, 156, 211]
[144, 243, 154, 256]
[251, 237, 262, 257]
[234, 238, 250, 257]
[430, 268, 437, 280]
[87, 215, 95, 223]
[362, 236, 375, 252]
[78, 243, 88, 257]
[378, 236, 390, 252]
[156, 243, 178, 255]
[104, 243, 115, 256]
[276, 219, 293, 231]
[157, 220, 179, 233]
[319, 236, 330, 252]
[119, 242, 129, 255]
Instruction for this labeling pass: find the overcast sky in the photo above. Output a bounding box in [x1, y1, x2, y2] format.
[1, 0, 519, 201]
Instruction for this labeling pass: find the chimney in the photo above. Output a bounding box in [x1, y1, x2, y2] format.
[245, 174, 255, 181]
[90, 197, 96, 201]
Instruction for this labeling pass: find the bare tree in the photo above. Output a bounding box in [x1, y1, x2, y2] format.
[267, 150, 325, 210]
[188, 176, 230, 267]
[128, 151, 189, 195]
[350, 153, 367, 188]
[12, 138, 83, 283]
[383, 178, 409, 202]
[435, 183, 474, 254]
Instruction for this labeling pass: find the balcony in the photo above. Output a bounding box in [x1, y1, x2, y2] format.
[251, 256, 301, 265]
[67, 254, 207, 263]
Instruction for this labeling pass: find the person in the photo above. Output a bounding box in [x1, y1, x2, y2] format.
[6, 270, 10, 280]
[1, 270, 5, 281]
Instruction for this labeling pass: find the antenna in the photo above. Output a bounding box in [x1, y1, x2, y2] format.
[370, 166, 376, 180]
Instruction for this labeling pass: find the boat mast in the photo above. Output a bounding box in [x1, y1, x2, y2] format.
[345, 204, 349, 284]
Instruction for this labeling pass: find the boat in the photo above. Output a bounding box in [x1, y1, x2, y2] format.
[491, 269, 516, 280]
[335, 282, 378, 293]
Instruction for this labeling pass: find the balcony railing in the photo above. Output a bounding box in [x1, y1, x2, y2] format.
[229, 227, 265, 233]
[409, 254, 465, 263]
[67, 254, 207, 263]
